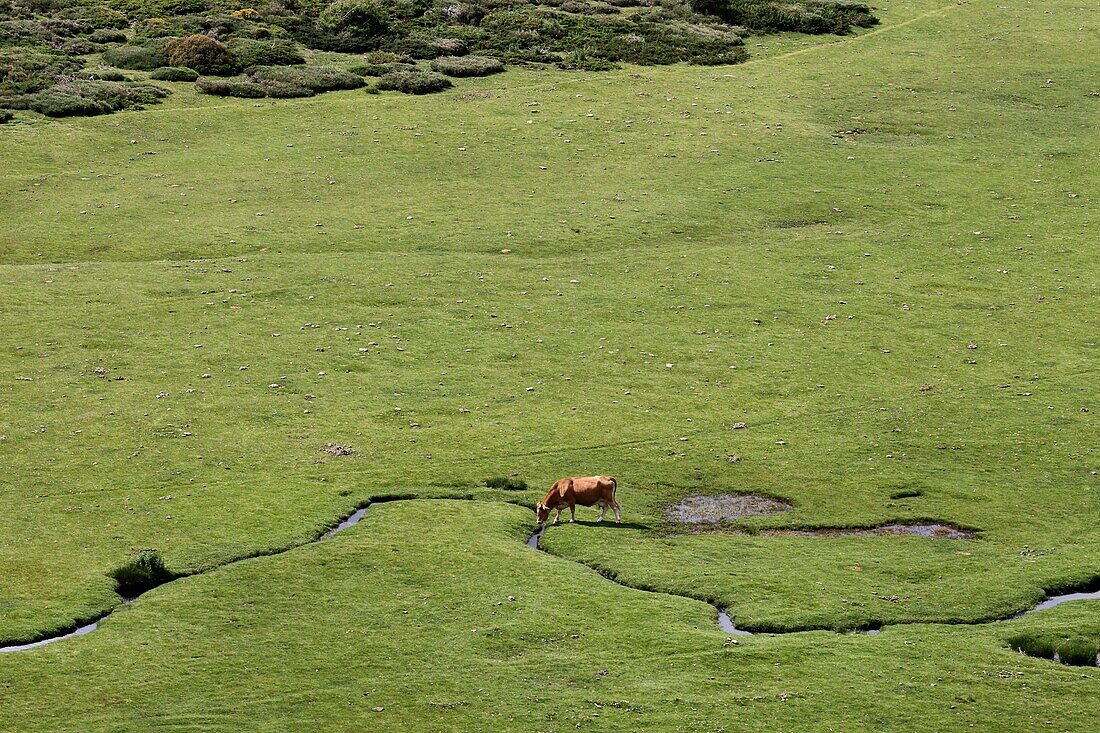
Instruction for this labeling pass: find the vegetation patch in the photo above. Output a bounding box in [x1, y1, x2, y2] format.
[196, 65, 364, 98]
[1, 78, 169, 117]
[0, 0, 879, 118]
[150, 66, 200, 82]
[374, 70, 452, 95]
[484, 476, 528, 491]
[1008, 631, 1100, 667]
[431, 55, 505, 78]
[107, 551, 176, 598]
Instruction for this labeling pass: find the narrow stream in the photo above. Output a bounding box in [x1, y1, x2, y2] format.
[1, 504, 376, 653]
[3, 505, 1099, 653]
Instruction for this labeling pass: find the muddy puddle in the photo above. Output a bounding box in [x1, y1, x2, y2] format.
[664, 495, 792, 524]
[765, 523, 977, 540]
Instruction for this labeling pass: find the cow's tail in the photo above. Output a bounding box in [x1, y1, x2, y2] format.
[609, 476, 617, 504]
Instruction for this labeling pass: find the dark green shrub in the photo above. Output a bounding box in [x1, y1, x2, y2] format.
[348, 61, 415, 77]
[1056, 637, 1099, 666]
[228, 38, 305, 68]
[316, 0, 393, 51]
[150, 65, 199, 81]
[195, 75, 268, 97]
[60, 5, 130, 30]
[374, 69, 451, 94]
[196, 65, 363, 98]
[88, 29, 128, 43]
[248, 64, 365, 92]
[17, 79, 170, 116]
[101, 41, 170, 71]
[0, 109, 12, 123]
[557, 54, 617, 71]
[166, 34, 238, 76]
[485, 476, 528, 491]
[430, 55, 504, 77]
[108, 550, 177, 597]
[58, 38, 104, 55]
[76, 67, 129, 81]
[103, 0, 208, 21]
[0, 48, 80, 94]
[690, 0, 876, 35]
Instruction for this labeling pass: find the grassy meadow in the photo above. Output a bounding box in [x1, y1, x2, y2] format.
[1, 0, 1098, 729]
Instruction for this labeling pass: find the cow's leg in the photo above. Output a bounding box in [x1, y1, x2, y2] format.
[554, 508, 562, 525]
[569, 504, 576, 522]
[596, 503, 607, 522]
[613, 501, 622, 523]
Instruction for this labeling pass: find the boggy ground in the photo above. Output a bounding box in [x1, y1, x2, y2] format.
[1, 501, 1098, 731]
[0, 0, 1098, 729]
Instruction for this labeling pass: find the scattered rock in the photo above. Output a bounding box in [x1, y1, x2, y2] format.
[322, 443, 354, 456]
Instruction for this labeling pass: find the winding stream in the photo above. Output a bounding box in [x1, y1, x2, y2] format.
[3, 503, 1099, 653]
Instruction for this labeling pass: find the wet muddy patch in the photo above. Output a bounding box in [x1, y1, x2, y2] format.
[766, 523, 977, 540]
[664, 495, 792, 524]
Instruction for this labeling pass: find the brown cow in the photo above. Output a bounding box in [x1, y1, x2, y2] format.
[535, 476, 621, 527]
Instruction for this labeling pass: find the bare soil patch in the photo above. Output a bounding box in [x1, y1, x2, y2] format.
[665, 495, 792, 524]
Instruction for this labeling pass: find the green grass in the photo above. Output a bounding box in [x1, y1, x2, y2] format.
[1, 0, 1099, 729]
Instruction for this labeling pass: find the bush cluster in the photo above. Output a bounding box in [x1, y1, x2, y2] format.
[692, 0, 877, 34]
[196, 64, 365, 98]
[101, 41, 170, 71]
[150, 65, 199, 81]
[165, 34, 237, 75]
[3, 78, 170, 116]
[373, 69, 451, 94]
[348, 61, 416, 77]
[430, 55, 504, 78]
[228, 38, 305, 68]
[0, 108, 12, 123]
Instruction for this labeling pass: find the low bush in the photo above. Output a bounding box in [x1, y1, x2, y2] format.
[557, 55, 617, 71]
[87, 29, 128, 44]
[228, 38, 305, 68]
[430, 55, 504, 78]
[691, 0, 877, 35]
[101, 41, 170, 71]
[150, 65, 199, 81]
[76, 67, 129, 81]
[0, 109, 12, 123]
[248, 65, 365, 92]
[0, 48, 81, 95]
[195, 75, 268, 97]
[108, 550, 177, 597]
[316, 0, 393, 52]
[485, 476, 529, 491]
[374, 70, 451, 94]
[166, 34, 238, 76]
[348, 61, 416, 77]
[196, 65, 364, 98]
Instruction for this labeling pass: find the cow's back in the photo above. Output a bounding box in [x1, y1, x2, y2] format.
[569, 476, 614, 505]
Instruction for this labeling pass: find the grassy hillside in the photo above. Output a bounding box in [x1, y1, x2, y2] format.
[0, 0, 1098, 729]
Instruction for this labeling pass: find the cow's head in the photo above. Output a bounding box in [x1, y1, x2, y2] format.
[535, 502, 551, 526]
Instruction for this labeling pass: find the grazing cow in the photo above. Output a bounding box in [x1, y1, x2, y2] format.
[535, 476, 621, 527]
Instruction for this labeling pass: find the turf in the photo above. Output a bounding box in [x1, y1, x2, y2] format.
[1, 0, 1098, 729]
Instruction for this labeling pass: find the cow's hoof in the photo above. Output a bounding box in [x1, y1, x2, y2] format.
[569, 518, 574, 523]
